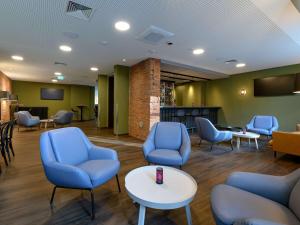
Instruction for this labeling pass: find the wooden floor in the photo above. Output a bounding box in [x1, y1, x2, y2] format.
[0, 121, 299, 225]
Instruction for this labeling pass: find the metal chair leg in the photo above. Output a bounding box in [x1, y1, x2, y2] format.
[9, 142, 15, 157]
[50, 186, 57, 205]
[230, 140, 234, 151]
[90, 189, 95, 220]
[1, 148, 8, 166]
[116, 175, 121, 193]
[210, 143, 214, 151]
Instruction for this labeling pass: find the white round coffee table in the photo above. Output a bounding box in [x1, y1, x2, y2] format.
[40, 119, 56, 129]
[125, 166, 197, 225]
[232, 131, 260, 150]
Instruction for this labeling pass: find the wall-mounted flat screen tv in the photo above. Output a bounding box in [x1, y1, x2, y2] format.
[254, 74, 296, 96]
[41, 88, 64, 100]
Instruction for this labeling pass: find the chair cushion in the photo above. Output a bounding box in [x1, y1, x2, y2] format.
[77, 160, 120, 188]
[49, 128, 89, 165]
[248, 128, 271, 136]
[146, 149, 182, 166]
[254, 116, 273, 129]
[211, 184, 300, 225]
[154, 122, 182, 150]
[289, 179, 300, 220]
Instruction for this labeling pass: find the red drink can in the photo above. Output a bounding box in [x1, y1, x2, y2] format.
[156, 167, 163, 184]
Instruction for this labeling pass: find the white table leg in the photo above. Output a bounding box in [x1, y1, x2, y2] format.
[45, 122, 48, 129]
[185, 205, 192, 225]
[138, 205, 146, 225]
[248, 138, 250, 147]
[255, 138, 259, 150]
[237, 137, 240, 149]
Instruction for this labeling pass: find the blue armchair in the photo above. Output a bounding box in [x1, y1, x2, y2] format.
[143, 122, 191, 168]
[14, 111, 40, 131]
[53, 110, 73, 125]
[246, 115, 279, 136]
[40, 127, 120, 219]
[195, 117, 233, 150]
[211, 169, 300, 225]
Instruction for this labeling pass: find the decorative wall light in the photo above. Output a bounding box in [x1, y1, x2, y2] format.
[240, 88, 247, 96]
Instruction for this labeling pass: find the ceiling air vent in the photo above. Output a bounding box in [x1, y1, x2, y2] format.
[137, 26, 174, 45]
[54, 61, 67, 66]
[66, 1, 93, 21]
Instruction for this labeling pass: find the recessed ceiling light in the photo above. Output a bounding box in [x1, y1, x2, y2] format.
[59, 45, 72, 52]
[193, 48, 205, 55]
[54, 72, 62, 76]
[236, 63, 246, 68]
[51, 78, 58, 83]
[90, 67, 99, 71]
[11, 55, 24, 61]
[115, 21, 130, 31]
[122, 58, 126, 62]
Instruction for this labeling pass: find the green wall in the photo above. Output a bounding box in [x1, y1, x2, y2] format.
[175, 81, 206, 106]
[13, 81, 95, 120]
[97, 75, 109, 128]
[114, 65, 130, 135]
[206, 64, 300, 131]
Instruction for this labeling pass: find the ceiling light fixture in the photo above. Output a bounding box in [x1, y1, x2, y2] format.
[51, 78, 58, 83]
[11, 55, 24, 61]
[54, 72, 62, 76]
[193, 48, 205, 55]
[59, 45, 72, 52]
[122, 58, 126, 62]
[115, 21, 130, 31]
[236, 63, 246, 68]
[90, 67, 99, 71]
[56, 75, 64, 81]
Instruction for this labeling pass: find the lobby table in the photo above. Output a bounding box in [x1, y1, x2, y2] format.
[160, 106, 220, 130]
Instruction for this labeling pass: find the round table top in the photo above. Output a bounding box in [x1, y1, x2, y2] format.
[232, 131, 260, 138]
[40, 119, 54, 122]
[125, 166, 197, 209]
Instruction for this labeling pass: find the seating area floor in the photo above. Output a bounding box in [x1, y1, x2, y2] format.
[0, 121, 299, 225]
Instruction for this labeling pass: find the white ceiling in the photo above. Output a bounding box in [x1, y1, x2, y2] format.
[0, 0, 300, 86]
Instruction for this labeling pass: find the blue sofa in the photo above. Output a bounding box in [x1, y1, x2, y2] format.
[211, 169, 300, 225]
[53, 110, 73, 125]
[246, 115, 279, 136]
[143, 122, 191, 168]
[40, 127, 120, 219]
[14, 111, 40, 131]
[195, 117, 233, 150]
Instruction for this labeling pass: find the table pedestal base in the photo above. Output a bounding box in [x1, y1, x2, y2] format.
[137, 204, 192, 225]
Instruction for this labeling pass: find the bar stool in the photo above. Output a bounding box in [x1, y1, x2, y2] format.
[190, 109, 200, 133]
[174, 109, 186, 125]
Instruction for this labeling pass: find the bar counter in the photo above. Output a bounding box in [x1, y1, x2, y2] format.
[160, 106, 221, 129]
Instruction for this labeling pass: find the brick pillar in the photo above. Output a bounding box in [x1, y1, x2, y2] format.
[129, 58, 160, 140]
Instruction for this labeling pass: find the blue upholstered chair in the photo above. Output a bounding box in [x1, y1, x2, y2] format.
[53, 110, 73, 125]
[211, 169, 300, 225]
[40, 127, 120, 219]
[143, 122, 191, 168]
[14, 111, 40, 131]
[246, 115, 279, 136]
[195, 117, 233, 150]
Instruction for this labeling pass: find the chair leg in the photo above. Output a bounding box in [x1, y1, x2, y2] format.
[50, 186, 57, 205]
[210, 143, 214, 151]
[5, 143, 11, 162]
[90, 189, 95, 220]
[274, 151, 277, 158]
[230, 140, 234, 151]
[116, 175, 121, 193]
[179, 165, 182, 170]
[1, 148, 8, 166]
[9, 141, 15, 157]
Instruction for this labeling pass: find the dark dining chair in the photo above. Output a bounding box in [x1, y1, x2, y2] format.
[0, 122, 8, 166]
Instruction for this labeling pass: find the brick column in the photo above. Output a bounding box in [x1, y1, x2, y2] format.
[129, 58, 160, 140]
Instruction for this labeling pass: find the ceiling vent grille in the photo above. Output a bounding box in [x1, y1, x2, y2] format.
[54, 61, 67, 66]
[137, 26, 174, 45]
[66, 1, 93, 21]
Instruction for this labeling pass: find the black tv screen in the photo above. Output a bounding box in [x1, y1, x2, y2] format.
[41, 88, 64, 100]
[254, 75, 296, 96]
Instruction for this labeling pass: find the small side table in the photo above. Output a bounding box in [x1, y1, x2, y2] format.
[125, 166, 197, 225]
[232, 131, 260, 150]
[40, 119, 56, 129]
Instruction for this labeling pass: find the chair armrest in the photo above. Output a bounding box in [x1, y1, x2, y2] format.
[142, 123, 157, 157]
[234, 219, 285, 225]
[43, 162, 92, 189]
[226, 169, 300, 206]
[179, 124, 191, 164]
[246, 123, 253, 130]
[88, 145, 118, 160]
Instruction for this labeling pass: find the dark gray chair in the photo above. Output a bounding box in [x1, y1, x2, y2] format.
[53, 110, 73, 125]
[211, 169, 300, 225]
